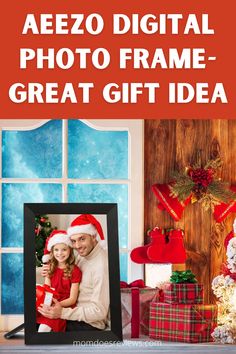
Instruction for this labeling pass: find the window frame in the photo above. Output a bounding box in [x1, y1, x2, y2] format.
[0, 119, 144, 331]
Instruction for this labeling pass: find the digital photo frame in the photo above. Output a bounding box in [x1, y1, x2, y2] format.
[24, 203, 122, 345]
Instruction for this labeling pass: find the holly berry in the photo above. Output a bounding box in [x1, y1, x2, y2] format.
[189, 168, 213, 187]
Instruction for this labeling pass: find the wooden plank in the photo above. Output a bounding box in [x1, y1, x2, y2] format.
[175, 120, 212, 303]
[209, 120, 230, 303]
[144, 120, 176, 237]
[172, 264, 186, 271]
[144, 119, 235, 303]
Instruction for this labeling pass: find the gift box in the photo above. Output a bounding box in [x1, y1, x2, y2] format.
[149, 302, 217, 343]
[161, 283, 204, 304]
[36, 284, 58, 309]
[121, 281, 158, 338]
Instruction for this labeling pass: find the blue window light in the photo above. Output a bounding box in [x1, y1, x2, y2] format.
[1, 254, 24, 314]
[119, 253, 128, 282]
[2, 120, 62, 178]
[68, 183, 128, 248]
[2, 184, 62, 248]
[1, 119, 129, 315]
[68, 120, 128, 179]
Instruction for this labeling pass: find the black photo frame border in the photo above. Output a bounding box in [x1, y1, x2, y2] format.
[24, 203, 123, 345]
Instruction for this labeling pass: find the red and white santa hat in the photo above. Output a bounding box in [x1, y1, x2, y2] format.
[67, 214, 105, 244]
[42, 230, 72, 263]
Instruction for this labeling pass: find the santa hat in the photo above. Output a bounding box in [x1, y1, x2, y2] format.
[152, 183, 191, 221]
[67, 214, 105, 243]
[42, 230, 72, 263]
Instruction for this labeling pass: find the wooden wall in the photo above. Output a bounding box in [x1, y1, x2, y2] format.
[144, 120, 236, 303]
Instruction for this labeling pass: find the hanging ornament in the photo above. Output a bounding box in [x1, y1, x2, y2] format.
[169, 157, 236, 211]
[40, 217, 47, 223]
[213, 186, 236, 222]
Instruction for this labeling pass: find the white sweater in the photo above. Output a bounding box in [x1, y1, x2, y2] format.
[61, 243, 110, 329]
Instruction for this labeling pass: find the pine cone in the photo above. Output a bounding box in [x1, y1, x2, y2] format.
[189, 168, 213, 187]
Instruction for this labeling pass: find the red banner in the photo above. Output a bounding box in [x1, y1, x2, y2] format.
[0, 1, 235, 119]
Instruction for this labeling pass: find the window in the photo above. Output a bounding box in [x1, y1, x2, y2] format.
[0, 119, 143, 330]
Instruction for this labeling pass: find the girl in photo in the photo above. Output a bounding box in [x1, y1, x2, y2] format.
[37, 230, 82, 332]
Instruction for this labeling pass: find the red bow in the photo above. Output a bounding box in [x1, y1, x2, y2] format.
[36, 284, 58, 309]
[221, 264, 236, 281]
[120, 279, 145, 288]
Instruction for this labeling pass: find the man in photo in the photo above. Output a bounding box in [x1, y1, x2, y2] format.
[38, 214, 110, 331]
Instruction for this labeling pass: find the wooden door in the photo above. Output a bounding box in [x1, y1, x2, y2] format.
[144, 120, 236, 303]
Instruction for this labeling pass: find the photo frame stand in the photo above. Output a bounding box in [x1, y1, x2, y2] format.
[4, 323, 25, 339]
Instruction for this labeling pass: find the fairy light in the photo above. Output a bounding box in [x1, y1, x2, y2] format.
[231, 287, 236, 312]
[211, 218, 236, 343]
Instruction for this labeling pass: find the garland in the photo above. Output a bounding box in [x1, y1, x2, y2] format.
[169, 157, 236, 211]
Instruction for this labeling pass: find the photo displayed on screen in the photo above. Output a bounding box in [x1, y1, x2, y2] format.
[35, 213, 110, 333]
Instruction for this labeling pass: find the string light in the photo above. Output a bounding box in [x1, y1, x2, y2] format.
[211, 218, 236, 344]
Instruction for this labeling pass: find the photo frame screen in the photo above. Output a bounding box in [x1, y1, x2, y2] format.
[24, 203, 122, 345]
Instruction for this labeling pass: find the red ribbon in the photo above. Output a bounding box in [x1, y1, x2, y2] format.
[131, 288, 139, 338]
[159, 289, 164, 302]
[221, 263, 236, 281]
[120, 279, 145, 289]
[36, 284, 58, 309]
[120, 279, 146, 338]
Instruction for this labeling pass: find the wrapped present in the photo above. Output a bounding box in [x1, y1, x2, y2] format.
[160, 271, 203, 304]
[121, 280, 158, 338]
[36, 284, 58, 309]
[161, 282, 204, 304]
[149, 302, 217, 343]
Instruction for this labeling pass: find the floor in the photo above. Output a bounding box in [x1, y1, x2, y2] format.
[1, 332, 236, 354]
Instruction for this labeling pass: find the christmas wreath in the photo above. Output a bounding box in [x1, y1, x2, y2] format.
[170, 157, 236, 211]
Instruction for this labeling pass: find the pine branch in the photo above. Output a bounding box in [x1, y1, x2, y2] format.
[208, 181, 236, 203]
[169, 170, 194, 201]
[170, 170, 188, 180]
[204, 157, 223, 170]
[170, 181, 194, 201]
[168, 157, 234, 210]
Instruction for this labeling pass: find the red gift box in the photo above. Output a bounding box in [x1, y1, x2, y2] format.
[161, 283, 203, 304]
[121, 281, 158, 338]
[149, 302, 217, 343]
[36, 284, 58, 309]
